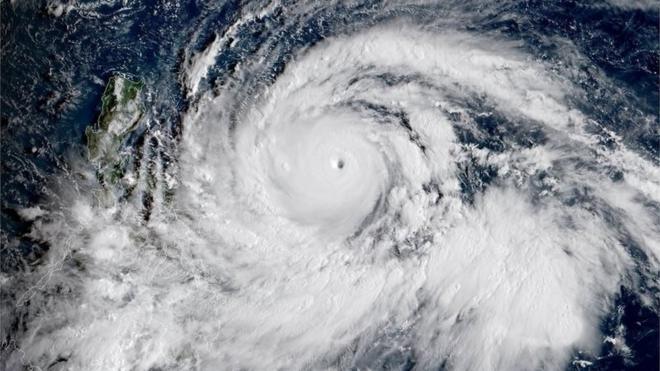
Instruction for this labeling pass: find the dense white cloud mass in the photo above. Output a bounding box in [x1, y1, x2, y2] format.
[2, 5, 658, 371]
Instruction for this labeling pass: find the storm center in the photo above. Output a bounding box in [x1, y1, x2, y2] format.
[331, 157, 345, 170]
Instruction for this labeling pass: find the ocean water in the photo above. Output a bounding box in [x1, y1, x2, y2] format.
[1, 1, 658, 370]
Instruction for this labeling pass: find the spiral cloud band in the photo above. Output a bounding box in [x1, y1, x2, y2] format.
[2, 2, 658, 371]
[174, 25, 659, 370]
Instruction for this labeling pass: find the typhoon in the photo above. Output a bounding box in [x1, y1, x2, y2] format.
[1, 1, 658, 371]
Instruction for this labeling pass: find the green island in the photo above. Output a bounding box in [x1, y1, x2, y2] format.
[85, 75, 144, 187]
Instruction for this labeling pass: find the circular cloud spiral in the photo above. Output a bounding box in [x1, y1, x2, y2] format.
[2, 3, 658, 371]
